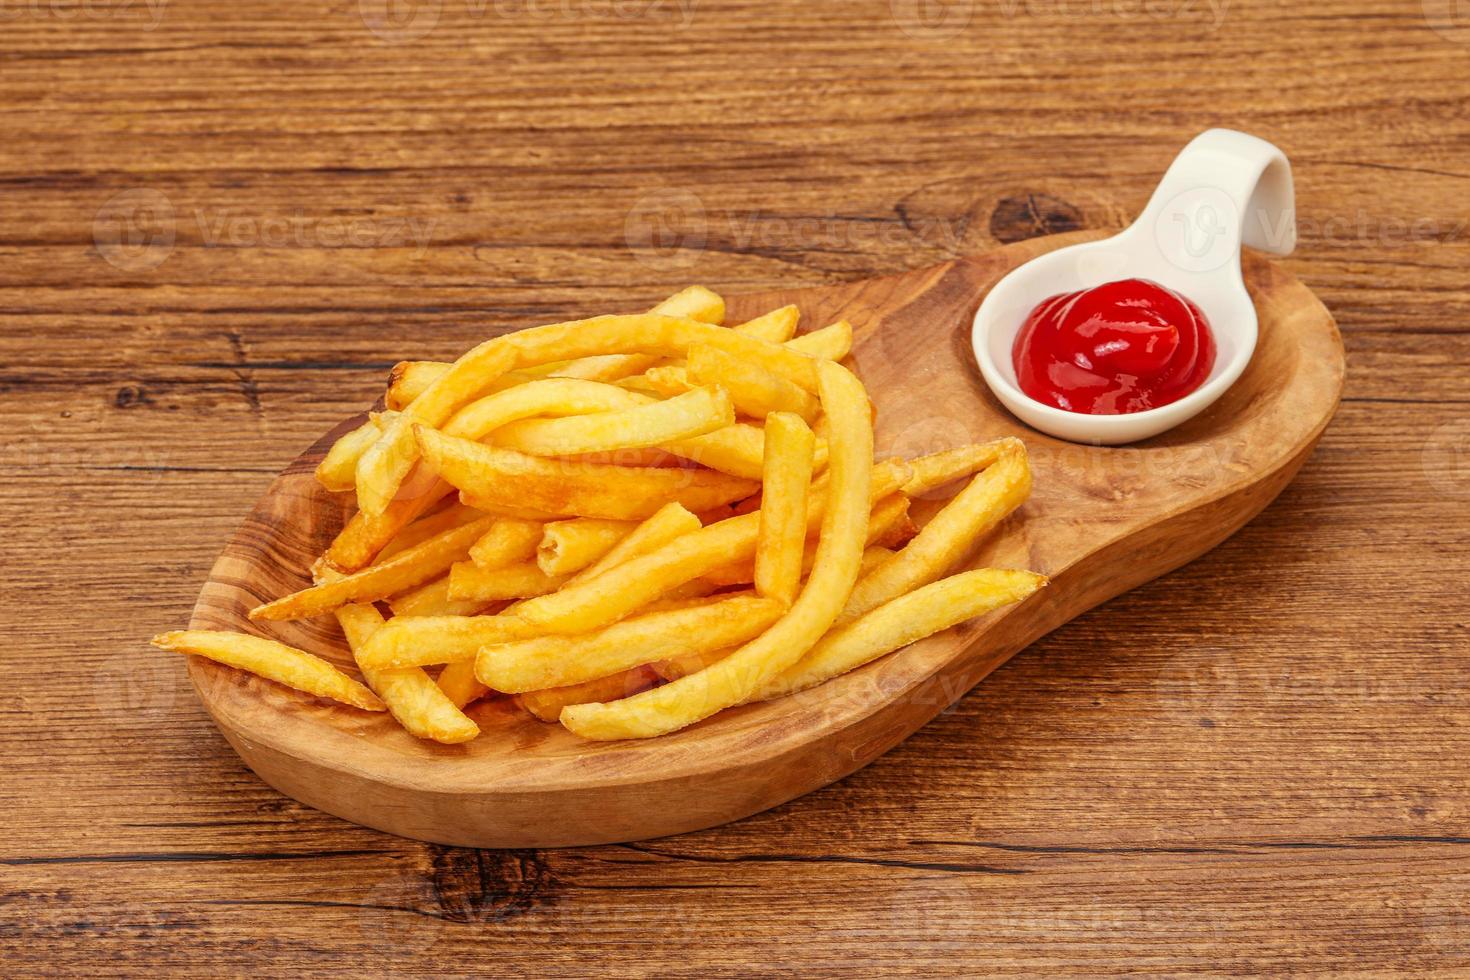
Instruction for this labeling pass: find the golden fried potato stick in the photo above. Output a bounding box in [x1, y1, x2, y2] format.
[448, 561, 568, 602]
[443, 378, 646, 442]
[756, 569, 1047, 700]
[469, 517, 544, 569]
[252, 515, 496, 621]
[317, 415, 396, 493]
[902, 438, 1022, 497]
[386, 360, 447, 411]
[687, 344, 821, 422]
[357, 341, 518, 517]
[325, 465, 455, 572]
[436, 660, 491, 711]
[733, 304, 799, 343]
[641, 365, 693, 397]
[787, 320, 852, 360]
[455, 493, 570, 521]
[151, 630, 385, 711]
[702, 495, 910, 589]
[626, 316, 843, 395]
[537, 518, 636, 576]
[518, 666, 660, 723]
[384, 298, 720, 409]
[512, 456, 910, 636]
[490, 385, 734, 458]
[478, 594, 784, 694]
[358, 312, 813, 516]
[357, 612, 540, 670]
[840, 442, 1032, 622]
[388, 577, 489, 618]
[569, 503, 701, 583]
[378, 502, 485, 562]
[651, 647, 731, 683]
[415, 426, 759, 520]
[326, 572, 480, 742]
[560, 360, 872, 740]
[549, 285, 727, 382]
[754, 412, 815, 605]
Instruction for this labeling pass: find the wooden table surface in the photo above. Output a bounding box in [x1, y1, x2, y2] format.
[5, 0, 1468, 974]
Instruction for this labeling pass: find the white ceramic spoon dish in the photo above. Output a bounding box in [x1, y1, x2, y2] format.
[972, 128, 1297, 445]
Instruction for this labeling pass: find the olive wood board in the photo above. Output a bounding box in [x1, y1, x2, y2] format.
[185, 231, 1346, 848]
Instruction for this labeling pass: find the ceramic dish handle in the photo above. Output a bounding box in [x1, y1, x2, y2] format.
[1128, 128, 1296, 275]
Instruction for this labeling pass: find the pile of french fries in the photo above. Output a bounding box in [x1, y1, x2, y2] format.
[154, 286, 1045, 743]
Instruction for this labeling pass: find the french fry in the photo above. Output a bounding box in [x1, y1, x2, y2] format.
[840, 443, 1032, 622]
[754, 412, 815, 605]
[505, 315, 822, 390]
[733, 304, 799, 343]
[456, 494, 571, 522]
[651, 647, 732, 682]
[378, 502, 486, 562]
[549, 285, 727, 382]
[252, 515, 497, 621]
[328, 575, 480, 743]
[469, 518, 544, 569]
[415, 426, 760, 520]
[537, 518, 636, 576]
[687, 344, 820, 422]
[703, 494, 910, 589]
[786, 320, 853, 360]
[477, 594, 784, 694]
[572, 502, 701, 584]
[513, 457, 910, 635]
[436, 660, 491, 711]
[444, 378, 647, 442]
[386, 360, 448, 411]
[560, 360, 873, 740]
[357, 341, 519, 517]
[151, 630, 385, 712]
[518, 666, 660, 723]
[400, 288, 727, 405]
[447, 560, 568, 602]
[663, 423, 767, 480]
[388, 577, 489, 618]
[641, 365, 692, 397]
[357, 611, 541, 670]
[627, 314, 837, 395]
[360, 313, 816, 515]
[317, 416, 393, 493]
[324, 467, 454, 572]
[756, 569, 1047, 700]
[489, 386, 734, 458]
[902, 438, 1022, 496]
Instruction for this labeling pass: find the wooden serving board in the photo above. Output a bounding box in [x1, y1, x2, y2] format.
[186, 231, 1345, 848]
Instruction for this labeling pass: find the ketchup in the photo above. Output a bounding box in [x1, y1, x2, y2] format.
[1011, 278, 1216, 416]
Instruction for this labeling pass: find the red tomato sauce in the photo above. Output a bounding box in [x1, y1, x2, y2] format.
[1011, 278, 1216, 415]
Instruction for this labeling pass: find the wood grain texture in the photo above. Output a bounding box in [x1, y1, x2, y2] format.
[185, 234, 1344, 847]
[3, 0, 1469, 973]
